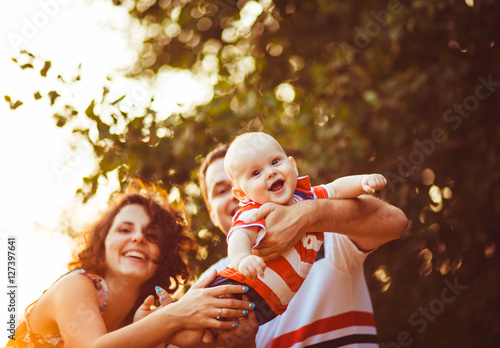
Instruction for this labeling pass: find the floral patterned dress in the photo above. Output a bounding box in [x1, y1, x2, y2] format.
[6, 269, 108, 348]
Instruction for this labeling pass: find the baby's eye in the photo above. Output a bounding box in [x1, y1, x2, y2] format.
[252, 170, 261, 177]
[272, 158, 280, 165]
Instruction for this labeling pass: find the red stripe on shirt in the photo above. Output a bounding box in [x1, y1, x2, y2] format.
[218, 267, 288, 314]
[266, 256, 303, 292]
[269, 311, 376, 348]
[294, 236, 320, 264]
[313, 185, 329, 199]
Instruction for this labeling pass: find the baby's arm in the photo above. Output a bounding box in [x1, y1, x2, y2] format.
[325, 174, 387, 199]
[228, 227, 266, 279]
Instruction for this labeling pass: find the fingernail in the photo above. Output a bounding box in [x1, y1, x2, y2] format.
[232, 323, 238, 328]
[249, 303, 255, 308]
[155, 286, 161, 293]
[243, 310, 248, 315]
[242, 286, 249, 291]
[161, 297, 165, 302]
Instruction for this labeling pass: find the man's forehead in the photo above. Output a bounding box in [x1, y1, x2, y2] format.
[206, 159, 230, 189]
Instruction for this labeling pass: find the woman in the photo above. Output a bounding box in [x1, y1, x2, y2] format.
[7, 183, 254, 347]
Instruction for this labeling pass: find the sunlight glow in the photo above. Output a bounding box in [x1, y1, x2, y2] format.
[275, 83, 296, 103]
[0, 0, 159, 323]
[421, 168, 435, 186]
[373, 266, 392, 292]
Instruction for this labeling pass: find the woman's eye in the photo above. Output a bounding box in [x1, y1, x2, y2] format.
[119, 228, 131, 233]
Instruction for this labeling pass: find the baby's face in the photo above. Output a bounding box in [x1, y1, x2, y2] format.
[227, 135, 298, 205]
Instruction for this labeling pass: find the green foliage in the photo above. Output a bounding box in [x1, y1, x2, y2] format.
[9, 0, 500, 345]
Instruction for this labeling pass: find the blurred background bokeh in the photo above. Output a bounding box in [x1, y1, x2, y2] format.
[2, 0, 500, 346]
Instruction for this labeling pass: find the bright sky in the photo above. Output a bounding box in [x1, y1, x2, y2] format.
[0, 0, 212, 329]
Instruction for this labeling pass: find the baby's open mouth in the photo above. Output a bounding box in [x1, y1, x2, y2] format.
[269, 180, 284, 192]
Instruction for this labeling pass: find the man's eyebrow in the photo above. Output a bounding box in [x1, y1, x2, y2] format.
[211, 181, 230, 192]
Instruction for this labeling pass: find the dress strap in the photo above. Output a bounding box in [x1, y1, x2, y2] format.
[67, 269, 108, 313]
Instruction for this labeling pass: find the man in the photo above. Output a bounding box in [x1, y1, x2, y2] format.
[199, 144, 407, 347]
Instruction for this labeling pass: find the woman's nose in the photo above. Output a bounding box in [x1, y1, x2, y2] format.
[131, 230, 146, 243]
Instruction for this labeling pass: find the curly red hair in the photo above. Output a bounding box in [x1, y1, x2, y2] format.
[69, 181, 194, 323]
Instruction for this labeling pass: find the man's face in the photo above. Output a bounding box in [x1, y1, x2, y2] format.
[205, 158, 239, 234]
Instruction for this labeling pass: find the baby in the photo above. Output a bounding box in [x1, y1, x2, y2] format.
[209, 131, 387, 325]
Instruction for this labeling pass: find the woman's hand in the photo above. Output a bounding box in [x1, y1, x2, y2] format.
[165, 271, 254, 331]
[215, 295, 258, 348]
[133, 286, 171, 322]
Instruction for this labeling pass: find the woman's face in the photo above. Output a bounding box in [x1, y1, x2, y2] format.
[104, 204, 160, 284]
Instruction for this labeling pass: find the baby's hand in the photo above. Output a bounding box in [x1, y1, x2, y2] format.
[361, 174, 387, 193]
[238, 255, 266, 280]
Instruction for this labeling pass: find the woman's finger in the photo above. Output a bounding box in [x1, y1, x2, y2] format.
[155, 286, 173, 306]
[207, 319, 240, 330]
[218, 308, 250, 319]
[241, 295, 258, 323]
[192, 270, 217, 289]
[205, 284, 250, 298]
[212, 296, 255, 311]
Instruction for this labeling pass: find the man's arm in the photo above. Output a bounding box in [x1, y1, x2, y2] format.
[252, 196, 407, 260]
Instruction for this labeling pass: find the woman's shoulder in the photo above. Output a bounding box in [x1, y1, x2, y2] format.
[37, 270, 107, 313]
[64, 269, 107, 291]
[52, 269, 101, 289]
[24, 270, 106, 339]
[56, 270, 108, 308]
[42, 270, 103, 307]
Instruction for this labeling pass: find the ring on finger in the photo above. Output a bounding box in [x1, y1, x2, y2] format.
[216, 307, 222, 320]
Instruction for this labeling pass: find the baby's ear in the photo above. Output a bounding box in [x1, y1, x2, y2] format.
[232, 187, 250, 203]
[289, 156, 298, 175]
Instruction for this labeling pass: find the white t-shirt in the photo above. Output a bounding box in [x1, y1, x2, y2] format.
[200, 232, 379, 347]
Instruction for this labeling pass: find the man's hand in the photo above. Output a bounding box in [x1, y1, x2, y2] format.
[248, 202, 309, 261]
[361, 174, 387, 193]
[238, 255, 266, 279]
